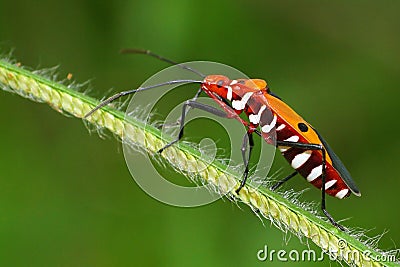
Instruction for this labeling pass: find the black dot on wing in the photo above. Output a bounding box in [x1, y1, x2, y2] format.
[217, 80, 224, 87]
[298, 122, 309, 132]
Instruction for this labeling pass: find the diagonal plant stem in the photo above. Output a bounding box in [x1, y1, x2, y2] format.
[0, 59, 397, 267]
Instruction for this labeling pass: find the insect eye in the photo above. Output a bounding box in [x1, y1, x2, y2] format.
[217, 80, 224, 87]
[298, 122, 308, 132]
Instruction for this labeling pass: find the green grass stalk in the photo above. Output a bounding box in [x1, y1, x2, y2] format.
[0, 59, 397, 267]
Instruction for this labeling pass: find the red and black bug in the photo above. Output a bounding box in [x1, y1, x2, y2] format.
[85, 49, 361, 230]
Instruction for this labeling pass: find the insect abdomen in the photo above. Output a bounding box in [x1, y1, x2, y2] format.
[275, 119, 351, 199]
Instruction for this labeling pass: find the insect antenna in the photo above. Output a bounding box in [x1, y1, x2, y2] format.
[84, 79, 202, 118]
[120, 48, 206, 78]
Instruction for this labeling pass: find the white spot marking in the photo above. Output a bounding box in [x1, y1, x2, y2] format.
[249, 105, 267, 124]
[230, 80, 238, 85]
[261, 114, 277, 133]
[279, 147, 288, 152]
[291, 151, 312, 169]
[276, 124, 286, 131]
[307, 165, 322, 182]
[335, 189, 349, 199]
[232, 92, 253, 110]
[283, 135, 299, 142]
[324, 180, 337, 190]
[226, 86, 233, 100]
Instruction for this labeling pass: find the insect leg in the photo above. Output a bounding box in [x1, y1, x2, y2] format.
[273, 140, 346, 231]
[320, 149, 346, 231]
[236, 131, 254, 194]
[270, 171, 298, 191]
[160, 88, 203, 129]
[192, 87, 203, 102]
[158, 100, 232, 153]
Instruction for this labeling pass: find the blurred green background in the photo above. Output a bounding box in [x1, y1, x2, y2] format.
[1, 0, 399, 266]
